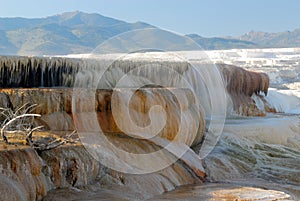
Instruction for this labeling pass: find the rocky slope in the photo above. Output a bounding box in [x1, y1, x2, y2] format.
[0, 144, 201, 201]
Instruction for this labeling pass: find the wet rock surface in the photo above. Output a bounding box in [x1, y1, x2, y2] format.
[0, 88, 205, 146]
[0, 56, 82, 88]
[0, 56, 280, 201]
[147, 183, 293, 201]
[42, 182, 294, 201]
[0, 56, 273, 116]
[0, 148, 48, 201]
[0, 144, 201, 201]
[219, 64, 272, 116]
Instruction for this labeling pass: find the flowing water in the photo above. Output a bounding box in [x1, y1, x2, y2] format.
[48, 50, 300, 200]
[153, 49, 300, 200]
[65, 51, 300, 200]
[1, 49, 299, 200]
[150, 105, 300, 199]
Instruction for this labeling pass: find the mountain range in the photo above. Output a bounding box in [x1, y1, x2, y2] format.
[0, 11, 300, 55]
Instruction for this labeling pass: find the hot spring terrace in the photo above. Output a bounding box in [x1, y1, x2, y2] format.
[0, 55, 274, 147]
[0, 55, 285, 201]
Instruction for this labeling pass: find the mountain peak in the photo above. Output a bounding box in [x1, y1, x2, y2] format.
[49, 11, 126, 27]
[0, 11, 300, 55]
[237, 29, 300, 48]
[0, 11, 154, 55]
[56, 10, 83, 19]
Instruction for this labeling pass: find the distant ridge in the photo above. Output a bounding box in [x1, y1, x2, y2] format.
[185, 34, 257, 50]
[233, 29, 300, 48]
[0, 11, 300, 55]
[0, 11, 154, 55]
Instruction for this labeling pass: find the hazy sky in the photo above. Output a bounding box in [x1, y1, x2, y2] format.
[0, 0, 299, 37]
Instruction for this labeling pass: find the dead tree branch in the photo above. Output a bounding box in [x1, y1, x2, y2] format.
[0, 103, 79, 150]
[1, 113, 41, 143]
